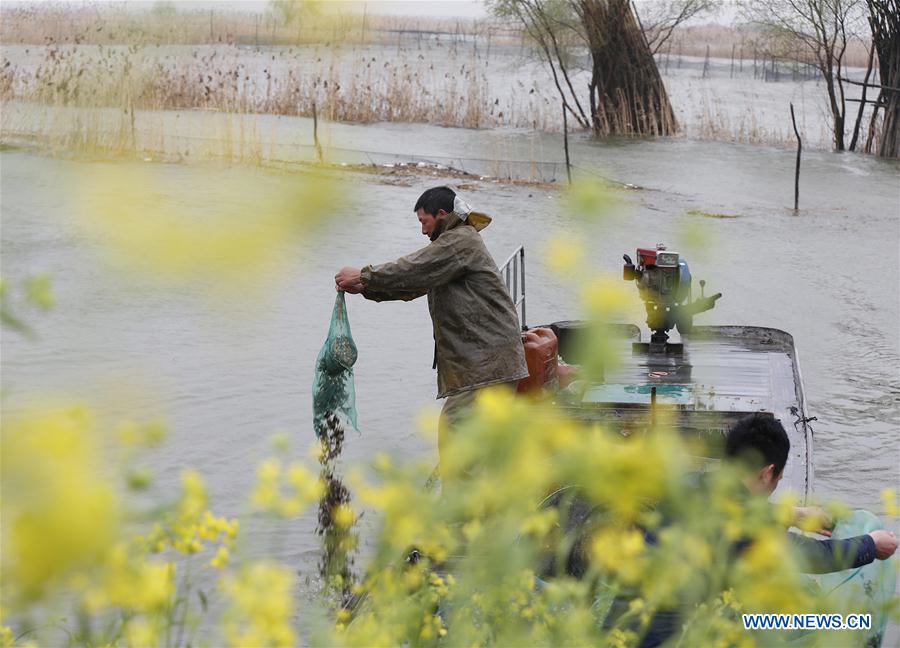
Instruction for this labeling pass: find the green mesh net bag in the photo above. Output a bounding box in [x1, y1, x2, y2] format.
[312, 291, 359, 437]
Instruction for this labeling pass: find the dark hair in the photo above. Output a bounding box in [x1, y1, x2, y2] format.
[724, 413, 790, 475]
[414, 186, 455, 217]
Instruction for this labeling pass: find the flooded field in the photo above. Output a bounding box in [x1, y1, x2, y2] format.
[1, 38, 876, 150]
[2, 125, 897, 587]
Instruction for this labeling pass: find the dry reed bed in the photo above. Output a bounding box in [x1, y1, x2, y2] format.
[0, 8, 869, 153]
[664, 24, 872, 69]
[0, 43, 857, 155]
[0, 5, 517, 48]
[0, 42, 561, 130]
[2, 39, 844, 142]
[1, 4, 870, 66]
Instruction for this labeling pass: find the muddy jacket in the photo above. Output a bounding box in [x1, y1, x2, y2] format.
[360, 211, 528, 398]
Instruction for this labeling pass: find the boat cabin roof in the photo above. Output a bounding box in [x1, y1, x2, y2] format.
[552, 324, 813, 501]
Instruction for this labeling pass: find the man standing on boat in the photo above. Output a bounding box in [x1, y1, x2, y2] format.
[334, 186, 528, 464]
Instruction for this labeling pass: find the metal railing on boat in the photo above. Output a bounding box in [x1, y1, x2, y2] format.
[499, 246, 525, 329]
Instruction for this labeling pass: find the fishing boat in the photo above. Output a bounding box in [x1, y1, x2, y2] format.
[500, 245, 896, 645]
[501, 243, 814, 501]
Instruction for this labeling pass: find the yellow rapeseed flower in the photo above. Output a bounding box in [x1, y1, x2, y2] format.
[221, 561, 296, 648]
[178, 470, 208, 523]
[23, 274, 54, 310]
[773, 494, 799, 528]
[591, 527, 646, 584]
[252, 459, 281, 510]
[252, 458, 323, 518]
[122, 618, 156, 648]
[270, 431, 290, 453]
[544, 233, 586, 275]
[519, 509, 557, 538]
[581, 276, 631, 318]
[1, 407, 120, 600]
[332, 504, 355, 529]
[286, 461, 325, 503]
[741, 532, 782, 573]
[564, 175, 616, 221]
[414, 406, 441, 439]
[126, 469, 153, 491]
[90, 543, 175, 614]
[881, 488, 899, 518]
[474, 386, 517, 426]
[116, 418, 166, 447]
[72, 164, 343, 289]
[210, 546, 230, 569]
[135, 562, 177, 611]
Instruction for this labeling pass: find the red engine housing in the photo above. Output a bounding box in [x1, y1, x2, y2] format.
[636, 248, 658, 269]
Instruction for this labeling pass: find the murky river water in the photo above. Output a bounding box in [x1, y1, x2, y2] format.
[2, 123, 898, 633]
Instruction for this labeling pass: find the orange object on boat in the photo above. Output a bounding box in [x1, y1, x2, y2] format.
[517, 327, 559, 393]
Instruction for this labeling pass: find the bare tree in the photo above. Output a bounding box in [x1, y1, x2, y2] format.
[491, 0, 698, 137]
[493, 1, 592, 130]
[741, 0, 871, 151]
[866, 0, 900, 157]
[633, 0, 717, 54]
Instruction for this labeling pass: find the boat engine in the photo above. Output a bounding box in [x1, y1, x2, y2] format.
[623, 244, 722, 352]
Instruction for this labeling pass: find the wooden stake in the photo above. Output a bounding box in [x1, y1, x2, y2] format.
[313, 101, 323, 163]
[790, 102, 801, 211]
[562, 101, 572, 185]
